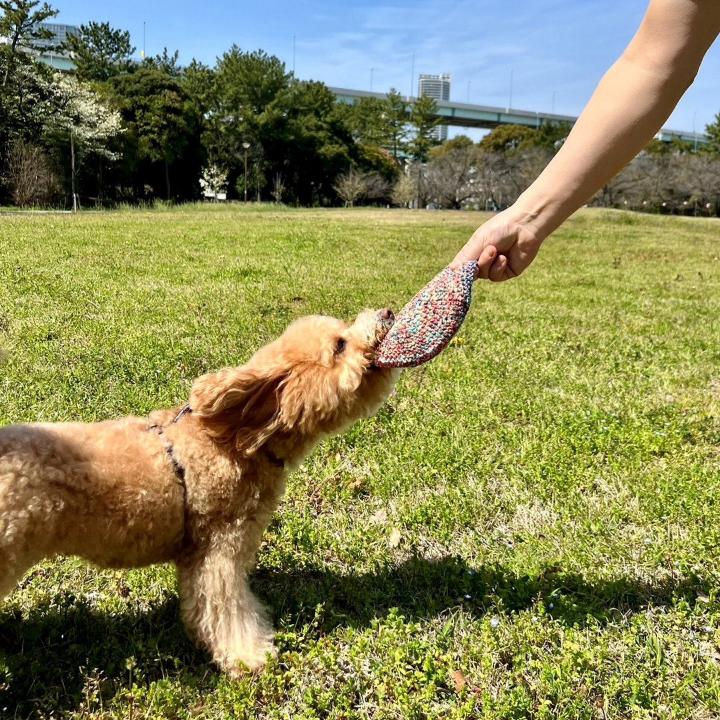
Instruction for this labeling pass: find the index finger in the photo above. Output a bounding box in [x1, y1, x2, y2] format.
[470, 244, 498, 280]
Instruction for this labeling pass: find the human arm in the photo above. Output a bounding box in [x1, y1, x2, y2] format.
[455, 0, 720, 281]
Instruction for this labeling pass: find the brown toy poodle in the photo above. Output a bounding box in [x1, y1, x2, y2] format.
[0, 309, 399, 675]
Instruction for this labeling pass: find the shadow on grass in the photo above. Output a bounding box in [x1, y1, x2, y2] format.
[0, 557, 708, 716]
[257, 556, 708, 633]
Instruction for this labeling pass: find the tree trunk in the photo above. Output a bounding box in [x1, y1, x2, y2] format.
[165, 159, 171, 200]
[71, 131, 78, 212]
[1, 34, 21, 88]
[97, 157, 103, 206]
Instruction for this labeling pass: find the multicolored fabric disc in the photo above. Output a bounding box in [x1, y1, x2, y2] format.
[374, 260, 478, 368]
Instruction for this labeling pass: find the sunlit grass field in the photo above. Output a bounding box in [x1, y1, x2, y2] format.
[1, 204, 719, 719]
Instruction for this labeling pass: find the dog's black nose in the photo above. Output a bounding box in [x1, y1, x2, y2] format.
[379, 308, 394, 323]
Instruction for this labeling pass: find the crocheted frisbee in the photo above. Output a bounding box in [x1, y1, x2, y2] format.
[374, 260, 478, 368]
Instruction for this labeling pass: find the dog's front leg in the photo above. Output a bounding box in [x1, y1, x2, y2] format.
[177, 526, 276, 675]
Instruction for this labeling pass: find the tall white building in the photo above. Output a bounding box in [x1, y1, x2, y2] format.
[418, 73, 451, 142]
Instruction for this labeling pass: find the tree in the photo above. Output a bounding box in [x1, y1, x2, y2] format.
[144, 47, 181, 77]
[471, 151, 509, 210]
[424, 146, 480, 209]
[385, 89, 409, 160]
[205, 49, 360, 204]
[408, 94, 440, 162]
[182, 59, 215, 112]
[5, 140, 59, 205]
[391, 173, 417, 207]
[362, 172, 390, 203]
[704, 112, 720, 157]
[215, 46, 289, 117]
[344, 96, 391, 148]
[534, 121, 572, 150]
[0, 53, 54, 145]
[62, 21, 135, 82]
[0, 0, 57, 87]
[0, 1, 59, 200]
[479, 124, 538, 153]
[46, 74, 123, 210]
[334, 168, 367, 207]
[271, 80, 356, 204]
[479, 122, 571, 155]
[593, 149, 720, 216]
[270, 173, 285, 203]
[204, 47, 290, 197]
[644, 137, 695, 156]
[111, 67, 204, 200]
[430, 134, 474, 159]
[356, 143, 400, 183]
[199, 164, 227, 199]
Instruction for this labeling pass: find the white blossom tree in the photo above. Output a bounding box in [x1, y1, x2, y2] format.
[46, 74, 123, 211]
[199, 164, 228, 200]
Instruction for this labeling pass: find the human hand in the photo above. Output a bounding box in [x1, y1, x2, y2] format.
[451, 208, 545, 282]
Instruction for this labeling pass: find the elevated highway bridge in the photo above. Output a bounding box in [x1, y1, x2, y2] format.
[330, 86, 707, 146]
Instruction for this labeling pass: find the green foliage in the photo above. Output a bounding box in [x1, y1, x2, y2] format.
[62, 21, 135, 82]
[344, 96, 392, 148]
[203, 48, 360, 204]
[644, 138, 696, 156]
[0, 2, 379, 208]
[0, 0, 711, 212]
[143, 47, 181, 77]
[479, 124, 538, 153]
[704, 112, 720, 157]
[110, 67, 204, 200]
[0, 0, 57, 193]
[385, 88, 409, 160]
[0, 0, 57, 85]
[408, 94, 441, 162]
[533, 121, 572, 149]
[0, 52, 54, 146]
[269, 80, 356, 204]
[1, 207, 720, 718]
[181, 59, 215, 113]
[214, 46, 289, 118]
[479, 122, 570, 154]
[430, 135, 474, 159]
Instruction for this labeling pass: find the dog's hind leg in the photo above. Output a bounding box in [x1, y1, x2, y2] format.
[0, 528, 38, 600]
[177, 529, 276, 675]
[0, 478, 47, 601]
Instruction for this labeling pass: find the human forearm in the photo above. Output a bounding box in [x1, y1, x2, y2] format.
[456, 0, 720, 282]
[511, 0, 720, 240]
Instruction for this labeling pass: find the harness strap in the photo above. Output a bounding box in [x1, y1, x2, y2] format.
[148, 405, 192, 543]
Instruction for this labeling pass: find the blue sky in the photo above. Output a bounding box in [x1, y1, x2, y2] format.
[54, 0, 719, 137]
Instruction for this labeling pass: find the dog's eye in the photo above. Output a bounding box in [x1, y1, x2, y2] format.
[334, 337, 347, 355]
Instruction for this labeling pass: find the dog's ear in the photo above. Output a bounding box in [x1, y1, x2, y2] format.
[190, 365, 289, 454]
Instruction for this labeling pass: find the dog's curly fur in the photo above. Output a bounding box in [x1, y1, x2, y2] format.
[0, 310, 399, 675]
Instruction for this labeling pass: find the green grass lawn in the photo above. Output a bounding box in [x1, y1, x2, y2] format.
[1, 204, 719, 719]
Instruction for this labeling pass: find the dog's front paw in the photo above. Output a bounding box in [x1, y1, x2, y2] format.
[225, 641, 278, 677]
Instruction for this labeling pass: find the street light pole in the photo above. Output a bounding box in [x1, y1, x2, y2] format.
[242, 141, 250, 202]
